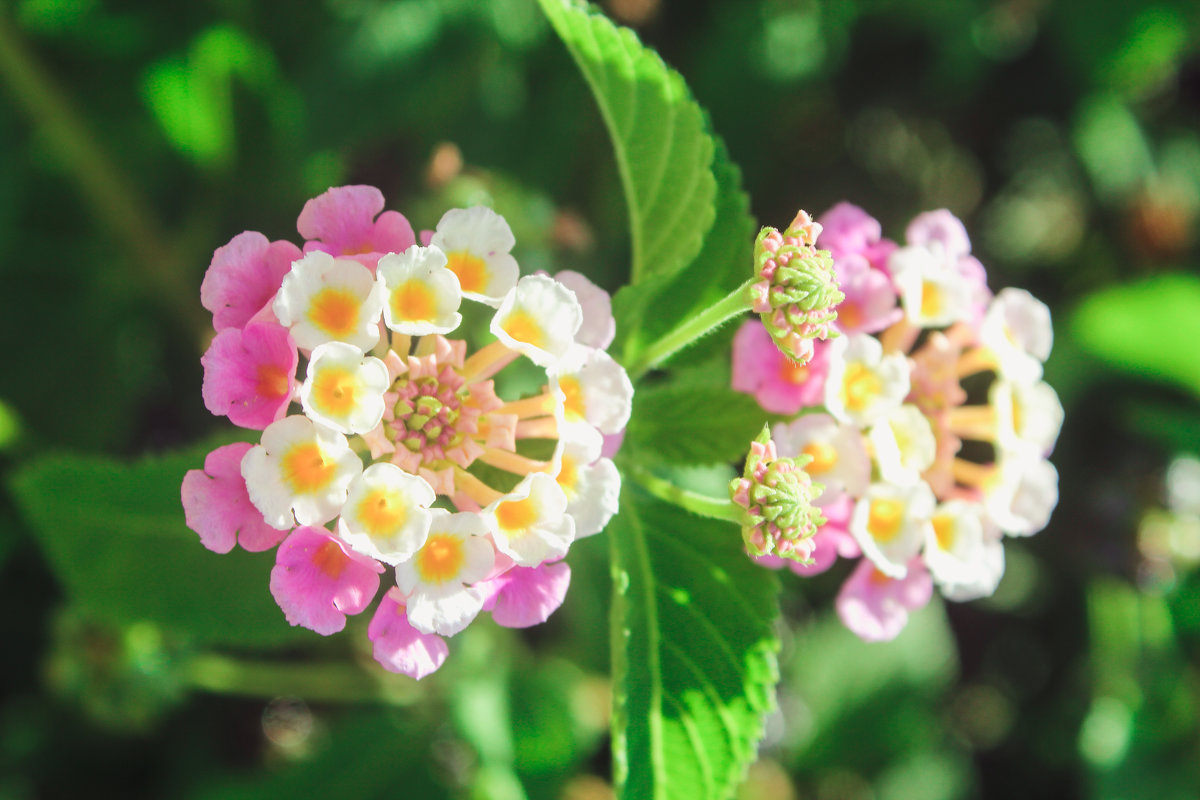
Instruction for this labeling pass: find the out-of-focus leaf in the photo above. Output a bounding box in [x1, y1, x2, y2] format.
[537, 0, 717, 288]
[1070, 273, 1200, 398]
[626, 382, 767, 467]
[608, 486, 780, 800]
[1072, 95, 1153, 200]
[10, 443, 309, 648]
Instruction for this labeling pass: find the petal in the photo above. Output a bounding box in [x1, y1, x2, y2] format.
[201, 232, 302, 331]
[298, 185, 415, 257]
[201, 322, 297, 430]
[269, 526, 384, 635]
[368, 589, 448, 679]
[484, 561, 571, 628]
[181, 443, 289, 553]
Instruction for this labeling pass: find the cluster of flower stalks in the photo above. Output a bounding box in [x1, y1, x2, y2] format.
[182, 186, 632, 678]
[733, 204, 1062, 641]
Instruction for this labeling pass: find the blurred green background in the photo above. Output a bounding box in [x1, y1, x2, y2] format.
[2, 0, 1200, 797]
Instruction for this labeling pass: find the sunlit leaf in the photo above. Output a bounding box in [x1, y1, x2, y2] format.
[537, 0, 717, 289]
[626, 382, 767, 467]
[608, 486, 780, 800]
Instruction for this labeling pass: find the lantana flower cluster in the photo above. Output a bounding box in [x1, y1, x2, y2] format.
[182, 186, 631, 677]
[733, 203, 1063, 641]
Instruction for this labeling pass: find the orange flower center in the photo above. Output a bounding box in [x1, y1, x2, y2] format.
[416, 533, 465, 583]
[281, 442, 337, 494]
[447, 251, 488, 294]
[309, 287, 360, 338]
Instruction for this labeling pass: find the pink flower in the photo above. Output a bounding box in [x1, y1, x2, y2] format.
[201, 322, 298, 430]
[732, 320, 829, 414]
[298, 185, 416, 265]
[836, 556, 933, 642]
[832, 255, 902, 335]
[269, 527, 385, 635]
[480, 561, 571, 628]
[368, 588, 449, 679]
[817, 202, 897, 276]
[181, 443, 289, 553]
[201, 232, 302, 331]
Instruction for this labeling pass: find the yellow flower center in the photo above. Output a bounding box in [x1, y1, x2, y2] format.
[501, 310, 545, 349]
[312, 366, 359, 418]
[557, 454, 579, 496]
[308, 287, 361, 338]
[496, 494, 539, 534]
[932, 514, 955, 551]
[867, 497, 905, 542]
[281, 442, 337, 494]
[356, 487, 408, 537]
[446, 251, 489, 294]
[559, 375, 585, 422]
[415, 533, 464, 584]
[779, 359, 809, 385]
[802, 441, 838, 475]
[920, 280, 943, 318]
[390, 279, 437, 322]
[843, 362, 881, 412]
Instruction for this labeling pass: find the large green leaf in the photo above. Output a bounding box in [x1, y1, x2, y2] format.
[614, 134, 756, 367]
[626, 382, 769, 466]
[608, 485, 780, 800]
[10, 444, 310, 648]
[1070, 272, 1200, 397]
[537, 0, 717, 288]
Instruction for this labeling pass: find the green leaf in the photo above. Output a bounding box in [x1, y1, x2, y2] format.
[615, 134, 756, 367]
[608, 486, 780, 800]
[1070, 273, 1200, 397]
[10, 444, 310, 648]
[537, 0, 717, 287]
[626, 381, 769, 466]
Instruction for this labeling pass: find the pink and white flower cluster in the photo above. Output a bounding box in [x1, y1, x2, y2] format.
[733, 203, 1062, 642]
[182, 186, 630, 677]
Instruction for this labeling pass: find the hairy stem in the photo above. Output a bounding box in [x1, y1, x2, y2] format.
[626, 278, 754, 381]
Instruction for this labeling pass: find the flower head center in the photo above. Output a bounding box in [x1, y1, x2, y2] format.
[309, 287, 361, 338]
[312, 539, 348, 579]
[282, 442, 337, 494]
[867, 498, 904, 542]
[801, 441, 838, 475]
[416, 533, 464, 583]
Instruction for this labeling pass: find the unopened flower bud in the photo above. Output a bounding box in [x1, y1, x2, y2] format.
[749, 210, 844, 364]
[730, 426, 825, 563]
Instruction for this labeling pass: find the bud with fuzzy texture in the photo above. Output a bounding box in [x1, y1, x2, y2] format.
[749, 210, 845, 363]
[730, 426, 826, 563]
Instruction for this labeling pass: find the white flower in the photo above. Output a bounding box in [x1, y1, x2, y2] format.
[550, 425, 620, 538]
[487, 472, 575, 566]
[991, 379, 1064, 458]
[300, 342, 390, 434]
[984, 453, 1058, 536]
[395, 510, 495, 636]
[890, 241, 974, 327]
[491, 275, 583, 367]
[850, 480, 936, 578]
[550, 345, 634, 436]
[274, 251, 385, 351]
[824, 333, 911, 427]
[337, 463, 436, 565]
[429, 206, 520, 306]
[980, 288, 1053, 384]
[241, 415, 363, 529]
[869, 404, 938, 487]
[377, 245, 463, 335]
[923, 500, 1004, 600]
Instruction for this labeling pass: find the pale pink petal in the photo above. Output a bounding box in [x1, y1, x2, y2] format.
[298, 185, 415, 257]
[368, 588, 448, 679]
[733, 321, 830, 414]
[480, 562, 571, 628]
[201, 232, 302, 331]
[201, 322, 297, 430]
[833, 256, 902, 334]
[269, 527, 384, 635]
[554, 270, 615, 349]
[784, 527, 843, 576]
[601, 429, 625, 459]
[181, 443, 288, 553]
[835, 557, 933, 642]
[906, 209, 972, 260]
[817, 202, 882, 258]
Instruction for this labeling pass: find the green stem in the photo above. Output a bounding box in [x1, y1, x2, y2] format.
[626, 278, 755, 381]
[0, 13, 203, 334]
[629, 464, 743, 524]
[182, 653, 419, 706]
